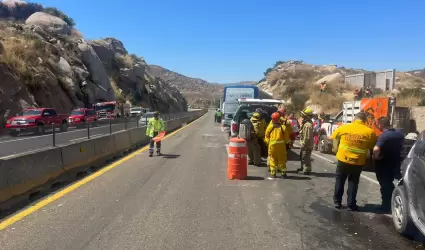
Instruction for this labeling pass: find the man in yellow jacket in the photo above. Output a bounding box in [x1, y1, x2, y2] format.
[265, 112, 291, 179]
[331, 112, 377, 211]
[298, 107, 314, 174]
[146, 111, 165, 157]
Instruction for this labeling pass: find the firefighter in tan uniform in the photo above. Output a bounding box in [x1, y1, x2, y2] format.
[298, 107, 314, 174]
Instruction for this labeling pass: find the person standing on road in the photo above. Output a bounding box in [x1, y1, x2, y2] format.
[251, 112, 267, 159]
[146, 111, 165, 157]
[298, 107, 314, 174]
[331, 112, 377, 211]
[265, 112, 290, 179]
[373, 117, 404, 212]
[239, 113, 261, 166]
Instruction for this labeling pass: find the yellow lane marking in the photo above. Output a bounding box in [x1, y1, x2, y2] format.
[0, 114, 207, 230]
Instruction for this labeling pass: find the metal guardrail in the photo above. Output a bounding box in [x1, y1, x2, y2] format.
[2, 111, 193, 147]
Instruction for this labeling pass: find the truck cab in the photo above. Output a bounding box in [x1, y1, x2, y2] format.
[5, 108, 69, 136]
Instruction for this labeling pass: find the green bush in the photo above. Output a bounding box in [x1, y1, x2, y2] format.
[43, 7, 75, 27]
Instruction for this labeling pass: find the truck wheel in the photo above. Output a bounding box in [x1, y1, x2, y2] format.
[60, 122, 68, 132]
[9, 131, 19, 137]
[392, 186, 416, 237]
[37, 124, 45, 134]
[319, 135, 328, 153]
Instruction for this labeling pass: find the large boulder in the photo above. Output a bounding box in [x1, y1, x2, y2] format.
[77, 38, 115, 101]
[25, 12, 71, 35]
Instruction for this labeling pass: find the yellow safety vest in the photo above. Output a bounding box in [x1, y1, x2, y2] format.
[331, 120, 377, 166]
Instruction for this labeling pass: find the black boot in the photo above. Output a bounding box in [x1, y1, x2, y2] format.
[149, 152, 153, 157]
[157, 151, 161, 156]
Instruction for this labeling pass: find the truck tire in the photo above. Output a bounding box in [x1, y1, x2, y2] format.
[391, 186, 416, 237]
[60, 121, 68, 132]
[9, 131, 19, 137]
[36, 124, 45, 134]
[319, 135, 329, 153]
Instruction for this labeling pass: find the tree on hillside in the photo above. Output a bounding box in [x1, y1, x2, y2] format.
[43, 7, 75, 27]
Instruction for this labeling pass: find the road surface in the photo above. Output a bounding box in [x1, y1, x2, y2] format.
[0, 111, 423, 249]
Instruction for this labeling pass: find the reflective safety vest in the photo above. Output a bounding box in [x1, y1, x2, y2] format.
[331, 120, 377, 166]
[146, 118, 165, 137]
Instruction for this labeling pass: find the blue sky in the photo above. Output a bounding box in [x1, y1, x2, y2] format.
[35, 0, 425, 83]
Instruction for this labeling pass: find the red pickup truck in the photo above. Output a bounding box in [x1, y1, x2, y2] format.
[68, 108, 98, 128]
[5, 108, 69, 137]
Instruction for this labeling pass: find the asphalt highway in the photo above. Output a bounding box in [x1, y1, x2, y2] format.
[0, 111, 423, 249]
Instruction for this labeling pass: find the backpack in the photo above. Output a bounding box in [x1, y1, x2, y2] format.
[252, 119, 265, 138]
[239, 119, 253, 141]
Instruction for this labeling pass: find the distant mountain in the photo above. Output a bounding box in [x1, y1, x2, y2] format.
[147, 65, 223, 108]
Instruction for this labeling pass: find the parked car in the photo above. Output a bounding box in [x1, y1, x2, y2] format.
[5, 108, 69, 136]
[391, 131, 425, 238]
[138, 112, 155, 126]
[130, 107, 149, 117]
[68, 108, 98, 128]
[230, 99, 283, 138]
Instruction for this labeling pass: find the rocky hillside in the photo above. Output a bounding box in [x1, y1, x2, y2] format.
[259, 60, 425, 114]
[147, 65, 223, 108]
[0, 2, 187, 127]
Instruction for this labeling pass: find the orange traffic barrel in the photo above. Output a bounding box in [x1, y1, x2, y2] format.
[227, 137, 248, 180]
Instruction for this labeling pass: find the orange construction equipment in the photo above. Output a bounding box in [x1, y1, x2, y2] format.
[152, 131, 166, 142]
[227, 137, 248, 180]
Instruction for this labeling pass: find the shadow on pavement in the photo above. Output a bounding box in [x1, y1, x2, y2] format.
[245, 176, 265, 180]
[287, 150, 300, 161]
[160, 154, 180, 159]
[308, 172, 335, 178]
[285, 175, 311, 180]
[360, 203, 391, 215]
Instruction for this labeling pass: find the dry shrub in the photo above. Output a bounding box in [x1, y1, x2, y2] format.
[0, 32, 50, 86]
[309, 91, 346, 114]
[109, 77, 125, 102]
[396, 88, 425, 107]
[267, 71, 283, 86]
[115, 54, 134, 68]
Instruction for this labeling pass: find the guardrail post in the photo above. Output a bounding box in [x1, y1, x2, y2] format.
[124, 117, 128, 130]
[87, 121, 90, 139]
[52, 123, 56, 147]
[136, 115, 139, 128]
[145, 115, 147, 125]
[109, 119, 112, 134]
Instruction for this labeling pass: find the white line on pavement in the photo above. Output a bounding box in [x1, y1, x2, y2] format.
[69, 134, 103, 142]
[0, 123, 133, 144]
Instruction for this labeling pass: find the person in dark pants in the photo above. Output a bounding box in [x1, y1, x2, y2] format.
[331, 112, 377, 211]
[373, 117, 404, 212]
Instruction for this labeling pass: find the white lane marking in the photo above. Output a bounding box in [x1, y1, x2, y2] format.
[294, 143, 380, 185]
[0, 123, 136, 144]
[69, 134, 103, 142]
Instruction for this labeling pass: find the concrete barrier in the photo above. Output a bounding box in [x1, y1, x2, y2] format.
[114, 130, 132, 152]
[0, 147, 64, 203]
[61, 140, 96, 172]
[0, 110, 207, 206]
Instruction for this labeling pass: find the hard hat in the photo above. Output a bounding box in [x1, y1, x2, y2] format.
[252, 112, 261, 119]
[301, 107, 313, 117]
[271, 112, 281, 122]
[154, 111, 159, 116]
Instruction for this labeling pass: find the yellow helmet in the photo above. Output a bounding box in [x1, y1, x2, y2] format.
[252, 112, 261, 119]
[301, 107, 313, 117]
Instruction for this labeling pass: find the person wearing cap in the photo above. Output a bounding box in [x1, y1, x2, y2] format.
[146, 111, 165, 157]
[251, 112, 266, 162]
[298, 107, 314, 174]
[331, 112, 377, 211]
[265, 112, 291, 179]
[244, 112, 263, 166]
